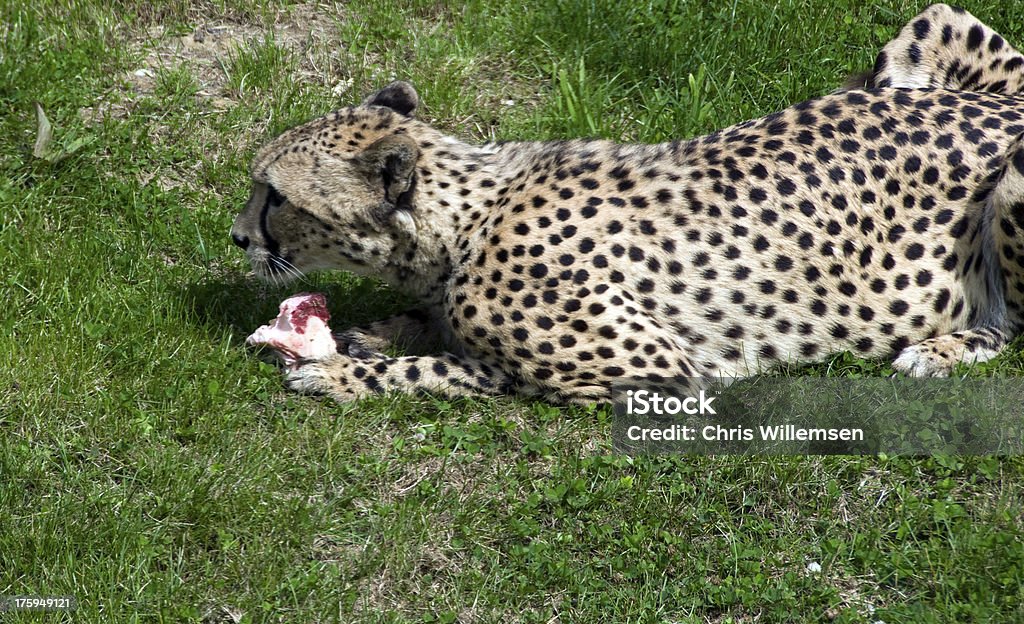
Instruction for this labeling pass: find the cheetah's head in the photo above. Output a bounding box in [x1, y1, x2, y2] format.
[230, 82, 424, 283]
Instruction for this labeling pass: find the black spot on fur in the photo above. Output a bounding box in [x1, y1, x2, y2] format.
[966, 25, 984, 50]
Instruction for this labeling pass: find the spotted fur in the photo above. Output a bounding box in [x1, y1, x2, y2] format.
[231, 7, 1024, 404]
[857, 3, 1024, 93]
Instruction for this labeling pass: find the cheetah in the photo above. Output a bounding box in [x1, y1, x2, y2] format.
[231, 4, 1024, 404]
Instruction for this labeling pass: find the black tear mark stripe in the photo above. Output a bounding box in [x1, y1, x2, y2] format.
[260, 185, 284, 257]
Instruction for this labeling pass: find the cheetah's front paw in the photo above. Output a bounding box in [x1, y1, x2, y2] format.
[284, 355, 368, 402]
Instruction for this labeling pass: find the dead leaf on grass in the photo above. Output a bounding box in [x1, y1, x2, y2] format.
[32, 102, 53, 159]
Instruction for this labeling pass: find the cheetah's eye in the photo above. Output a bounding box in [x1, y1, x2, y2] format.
[267, 184, 287, 208]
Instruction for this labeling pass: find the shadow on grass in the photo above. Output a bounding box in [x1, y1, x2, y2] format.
[175, 272, 414, 343]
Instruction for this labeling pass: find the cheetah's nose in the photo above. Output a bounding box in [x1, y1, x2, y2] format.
[232, 232, 250, 250]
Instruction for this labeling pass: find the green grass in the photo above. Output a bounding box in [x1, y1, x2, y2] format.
[3, 0, 1024, 622]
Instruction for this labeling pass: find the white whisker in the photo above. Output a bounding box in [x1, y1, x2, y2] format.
[270, 255, 308, 286]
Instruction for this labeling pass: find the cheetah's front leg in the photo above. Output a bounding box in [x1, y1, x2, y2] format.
[285, 351, 514, 402]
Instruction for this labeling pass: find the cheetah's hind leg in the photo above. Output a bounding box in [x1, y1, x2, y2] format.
[846, 3, 1024, 95]
[891, 327, 1010, 377]
[893, 134, 1024, 377]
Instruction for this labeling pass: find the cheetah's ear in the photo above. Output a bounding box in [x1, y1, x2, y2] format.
[356, 134, 420, 234]
[361, 81, 419, 117]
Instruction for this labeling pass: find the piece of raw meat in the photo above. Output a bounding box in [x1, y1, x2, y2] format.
[246, 293, 337, 368]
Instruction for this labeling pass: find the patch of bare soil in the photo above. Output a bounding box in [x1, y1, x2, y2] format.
[79, 2, 349, 123]
[77, 2, 355, 205]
